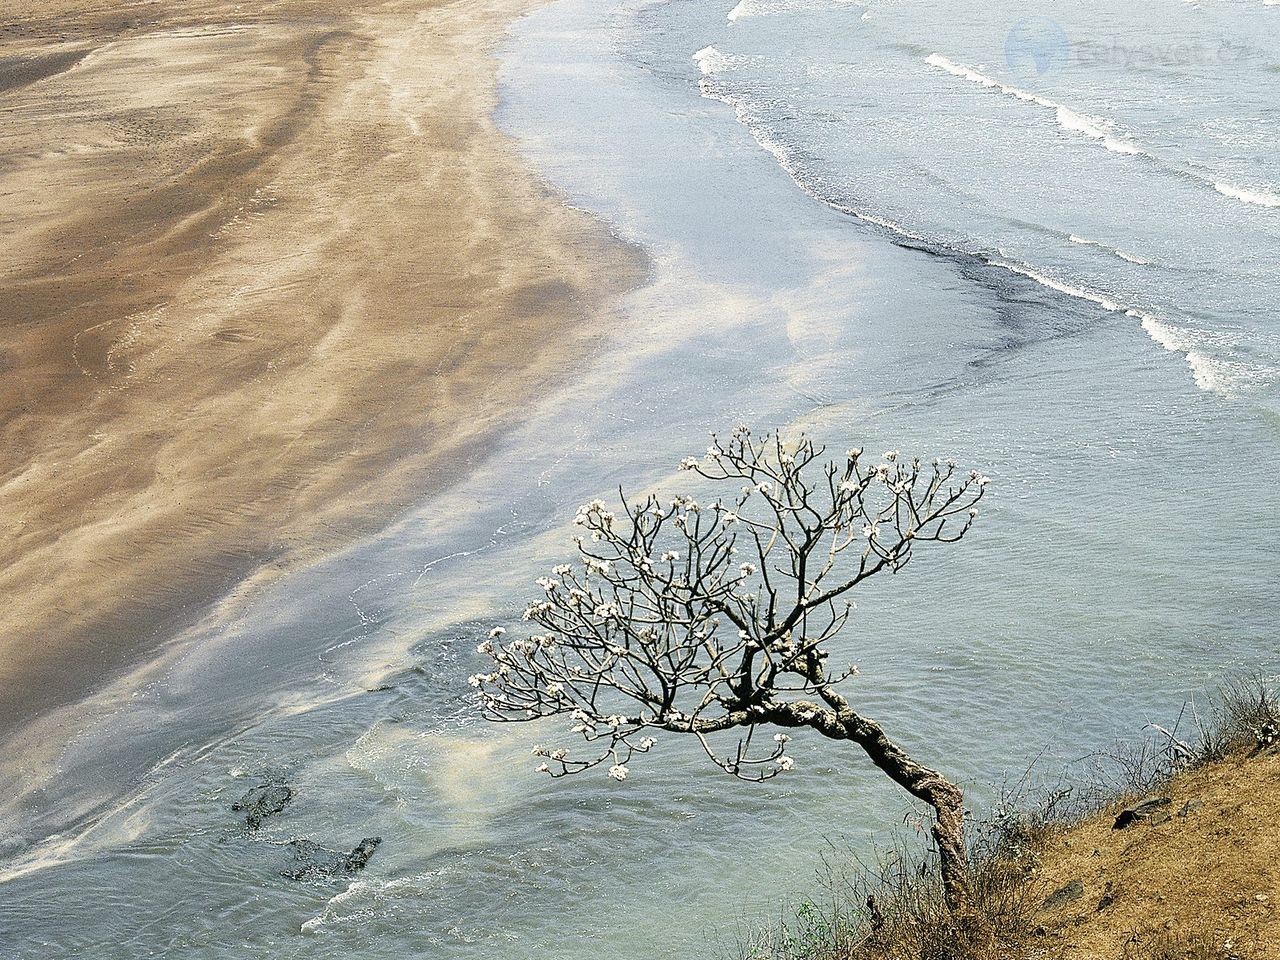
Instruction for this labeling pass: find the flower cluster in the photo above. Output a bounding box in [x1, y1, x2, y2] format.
[469, 427, 988, 786]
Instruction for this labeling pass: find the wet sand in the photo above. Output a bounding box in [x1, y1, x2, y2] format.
[0, 0, 644, 735]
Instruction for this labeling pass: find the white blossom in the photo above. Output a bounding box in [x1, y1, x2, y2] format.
[476, 431, 985, 826]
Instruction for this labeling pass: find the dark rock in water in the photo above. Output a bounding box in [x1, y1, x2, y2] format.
[1042, 878, 1085, 911]
[232, 783, 294, 831]
[1113, 796, 1172, 830]
[282, 837, 382, 881]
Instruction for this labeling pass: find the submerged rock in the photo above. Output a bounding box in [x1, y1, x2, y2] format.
[282, 837, 382, 881]
[232, 783, 294, 831]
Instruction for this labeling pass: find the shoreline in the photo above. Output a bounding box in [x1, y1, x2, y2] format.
[0, 0, 646, 738]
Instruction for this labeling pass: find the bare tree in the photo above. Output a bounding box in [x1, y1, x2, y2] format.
[471, 427, 988, 911]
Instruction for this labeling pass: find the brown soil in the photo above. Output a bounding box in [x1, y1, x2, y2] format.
[1031, 752, 1280, 958]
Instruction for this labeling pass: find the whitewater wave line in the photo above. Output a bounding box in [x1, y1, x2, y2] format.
[1213, 180, 1280, 208]
[924, 53, 1142, 156]
[693, 47, 1249, 398]
[726, 0, 860, 21]
[925, 54, 1280, 211]
[982, 261, 1241, 397]
[1068, 235, 1151, 265]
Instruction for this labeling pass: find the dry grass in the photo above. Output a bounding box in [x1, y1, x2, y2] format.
[1121, 929, 1264, 960]
[1198, 677, 1280, 764]
[729, 677, 1280, 960]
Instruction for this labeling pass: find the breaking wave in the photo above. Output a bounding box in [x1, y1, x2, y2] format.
[924, 54, 1143, 156]
[692, 46, 1268, 402]
[1068, 235, 1151, 265]
[1213, 180, 1280, 208]
[726, 0, 860, 21]
[925, 54, 1280, 215]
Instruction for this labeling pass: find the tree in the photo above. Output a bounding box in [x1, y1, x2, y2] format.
[470, 427, 989, 911]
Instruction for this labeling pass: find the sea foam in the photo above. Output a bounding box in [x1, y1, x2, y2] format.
[727, 0, 860, 21]
[990, 260, 1248, 397]
[693, 45, 732, 76]
[692, 49, 1249, 402]
[1069, 234, 1151, 265]
[1134, 312, 1238, 397]
[1213, 180, 1280, 208]
[925, 54, 1143, 156]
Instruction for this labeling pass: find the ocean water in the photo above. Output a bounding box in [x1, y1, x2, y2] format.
[1, 1, 1278, 958]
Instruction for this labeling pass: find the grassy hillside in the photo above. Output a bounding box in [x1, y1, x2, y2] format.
[735, 680, 1280, 960]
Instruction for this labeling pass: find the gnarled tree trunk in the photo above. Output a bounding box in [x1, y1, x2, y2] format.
[840, 709, 971, 913]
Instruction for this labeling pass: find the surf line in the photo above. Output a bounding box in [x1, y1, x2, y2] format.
[924, 53, 1280, 211]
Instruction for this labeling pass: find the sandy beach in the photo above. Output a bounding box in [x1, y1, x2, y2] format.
[0, 0, 643, 736]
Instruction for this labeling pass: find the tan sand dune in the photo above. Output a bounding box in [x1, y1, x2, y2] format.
[0, 0, 644, 734]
